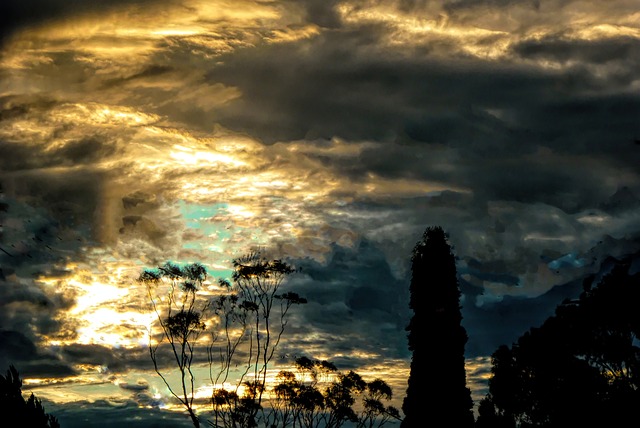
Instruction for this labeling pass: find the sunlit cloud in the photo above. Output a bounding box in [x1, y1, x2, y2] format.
[336, 0, 640, 62]
[1, 0, 639, 421]
[337, 3, 511, 58]
[58, 103, 160, 127]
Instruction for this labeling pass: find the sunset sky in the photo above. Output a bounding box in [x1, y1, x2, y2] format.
[1, 0, 639, 426]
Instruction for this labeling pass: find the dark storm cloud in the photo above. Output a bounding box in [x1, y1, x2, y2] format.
[0, 254, 78, 378]
[282, 240, 411, 363]
[202, 28, 422, 142]
[3, 169, 104, 230]
[277, 225, 640, 366]
[193, 17, 640, 240]
[60, 344, 134, 373]
[47, 400, 193, 428]
[57, 138, 118, 164]
[0, 0, 180, 46]
[0, 273, 74, 333]
[460, 156, 615, 213]
[0, 138, 117, 171]
[297, 139, 460, 186]
[61, 344, 117, 365]
[0, 167, 115, 376]
[513, 35, 640, 66]
[462, 258, 520, 287]
[0, 196, 78, 344]
[296, 0, 344, 28]
[0, 330, 75, 377]
[203, 27, 640, 161]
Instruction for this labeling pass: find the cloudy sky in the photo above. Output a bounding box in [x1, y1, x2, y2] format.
[1, 0, 639, 425]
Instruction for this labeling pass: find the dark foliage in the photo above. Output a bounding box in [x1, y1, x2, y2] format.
[0, 365, 60, 428]
[477, 258, 640, 427]
[271, 356, 400, 428]
[401, 226, 474, 428]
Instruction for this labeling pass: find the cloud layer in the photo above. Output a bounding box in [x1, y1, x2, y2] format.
[1, 0, 639, 420]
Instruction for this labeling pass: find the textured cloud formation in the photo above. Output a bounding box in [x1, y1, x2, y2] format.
[0, 0, 185, 46]
[1, 0, 639, 420]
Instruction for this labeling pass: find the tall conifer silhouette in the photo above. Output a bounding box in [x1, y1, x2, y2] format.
[401, 226, 474, 427]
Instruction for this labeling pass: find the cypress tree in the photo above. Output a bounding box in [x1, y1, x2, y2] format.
[401, 226, 474, 428]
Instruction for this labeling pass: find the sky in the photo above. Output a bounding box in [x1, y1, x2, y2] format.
[1, 0, 639, 425]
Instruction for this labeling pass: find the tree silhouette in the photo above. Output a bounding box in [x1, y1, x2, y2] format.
[401, 226, 474, 428]
[476, 257, 640, 427]
[209, 252, 306, 428]
[140, 252, 307, 428]
[141, 261, 208, 428]
[271, 356, 400, 428]
[0, 365, 60, 428]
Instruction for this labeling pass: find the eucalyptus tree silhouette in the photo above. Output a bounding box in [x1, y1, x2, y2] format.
[140, 252, 307, 428]
[140, 261, 208, 428]
[0, 365, 60, 428]
[401, 226, 474, 428]
[209, 252, 306, 428]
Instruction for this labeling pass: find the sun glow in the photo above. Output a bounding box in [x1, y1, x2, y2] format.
[169, 146, 246, 167]
[74, 308, 156, 348]
[37, 262, 157, 349]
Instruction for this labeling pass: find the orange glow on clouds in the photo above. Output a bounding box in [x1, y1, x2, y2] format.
[2, 0, 636, 417]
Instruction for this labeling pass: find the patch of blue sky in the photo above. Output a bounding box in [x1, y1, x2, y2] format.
[547, 252, 587, 270]
[178, 200, 233, 238]
[177, 200, 236, 246]
[177, 200, 255, 279]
